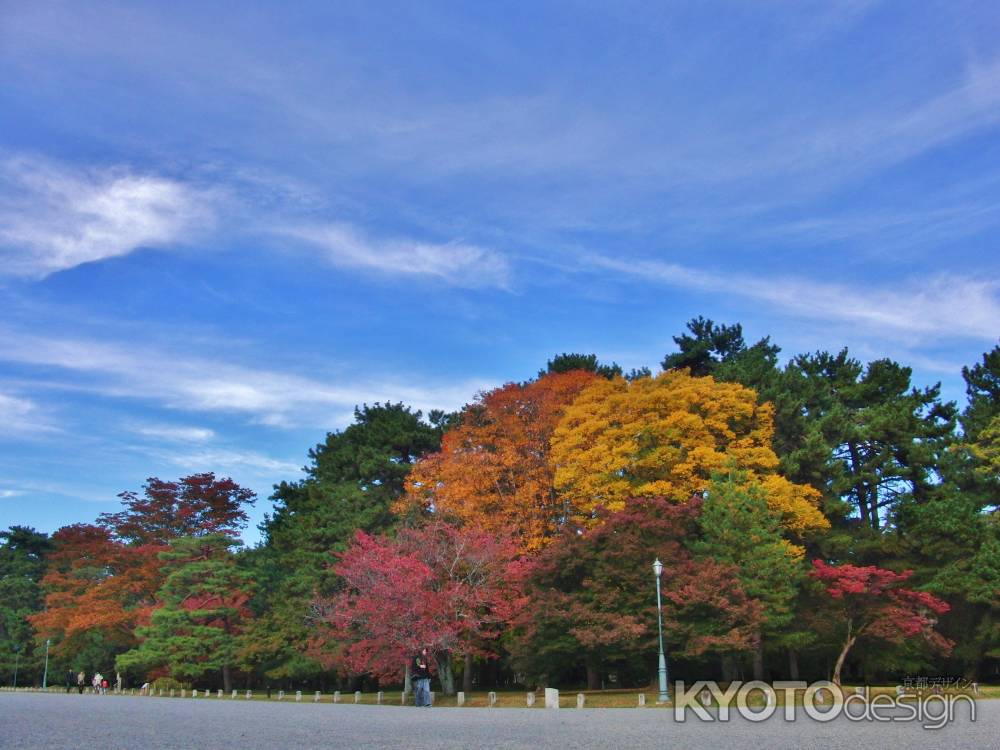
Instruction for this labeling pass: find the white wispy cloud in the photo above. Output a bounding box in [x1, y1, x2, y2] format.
[134, 424, 216, 443]
[0, 489, 24, 499]
[0, 155, 213, 277]
[589, 255, 1000, 340]
[155, 447, 301, 478]
[0, 329, 492, 429]
[283, 223, 511, 290]
[0, 392, 53, 436]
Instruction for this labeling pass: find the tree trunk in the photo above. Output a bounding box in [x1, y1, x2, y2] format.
[586, 661, 601, 691]
[752, 636, 764, 681]
[222, 664, 232, 694]
[788, 650, 799, 681]
[434, 651, 455, 695]
[832, 633, 856, 686]
[463, 652, 473, 694]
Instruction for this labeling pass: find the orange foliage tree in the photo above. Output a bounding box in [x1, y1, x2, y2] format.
[549, 371, 828, 534]
[398, 371, 596, 551]
[28, 524, 164, 660]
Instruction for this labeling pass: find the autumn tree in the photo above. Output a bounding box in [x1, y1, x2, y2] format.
[313, 521, 518, 695]
[117, 535, 251, 691]
[510, 496, 766, 687]
[549, 370, 828, 534]
[99, 473, 255, 545]
[810, 560, 952, 685]
[401, 371, 597, 551]
[32, 475, 255, 672]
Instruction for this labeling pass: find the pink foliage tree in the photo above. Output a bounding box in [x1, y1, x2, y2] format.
[810, 560, 952, 685]
[312, 521, 519, 694]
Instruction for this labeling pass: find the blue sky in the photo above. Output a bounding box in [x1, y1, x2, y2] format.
[1, 1, 998, 545]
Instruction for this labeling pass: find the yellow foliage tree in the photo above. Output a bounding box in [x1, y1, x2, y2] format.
[549, 371, 828, 534]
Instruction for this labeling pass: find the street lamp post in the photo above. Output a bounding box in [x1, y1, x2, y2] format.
[12, 646, 20, 689]
[42, 639, 50, 690]
[653, 558, 670, 703]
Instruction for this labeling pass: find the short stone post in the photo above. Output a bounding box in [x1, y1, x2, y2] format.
[314, 691, 321, 703]
[576, 693, 585, 708]
[895, 685, 904, 697]
[245, 690, 252, 700]
[429, 691, 435, 706]
[158, 688, 164, 697]
[457, 691, 465, 706]
[170, 689, 176, 698]
[231, 689, 237, 699]
[401, 692, 407, 705]
[972, 682, 979, 695]
[700, 689, 711, 705]
[377, 691, 384, 705]
[204, 689, 210, 698]
[638, 693, 646, 707]
[333, 691, 340, 703]
[354, 691, 361, 704]
[217, 689, 223, 699]
[544, 687, 559, 709]
[278, 690, 284, 701]
[526, 692, 535, 707]
[488, 691, 497, 707]
[295, 690, 302, 702]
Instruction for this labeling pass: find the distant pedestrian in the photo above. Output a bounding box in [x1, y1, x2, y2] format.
[101, 677, 109, 694]
[413, 648, 432, 707]
[77, 671, 85, 694]
[65, 669, 74, 693]
[92, 672, 103, 694]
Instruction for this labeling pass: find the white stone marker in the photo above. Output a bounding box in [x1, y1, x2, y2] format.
[429, 691, 435, 706]
[526, 693, 535, 707]
[638, 694, 645, 707]
[354, 691, 362, 704]
[700, 689, 711, 705]
[544, 687, 559, 709]
[377, 691, 384, 705]
[295, 690, 302, 702]
[488, 691, 497, 707]
[895, 685, 904, 697]
[245, 690, 252, 700]
[314, 691, 321, 703]
[159, 689, 164, 697]
[401, 692, 406, 705]
[456, 691, 465, 706]
[278, 690, 284, 701]
[333, 691, 340, 703]
[232, 690, 237, 699]
[217, 689, 223, 698]
[972, 683, 979, 695]
[576, 693, 585, 709]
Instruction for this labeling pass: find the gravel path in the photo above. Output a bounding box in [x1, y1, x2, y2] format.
[0, 691, 992, 749]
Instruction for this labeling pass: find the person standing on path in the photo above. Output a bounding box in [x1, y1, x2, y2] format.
[413, 649, 432, 707]
[77, 671, 85, 694]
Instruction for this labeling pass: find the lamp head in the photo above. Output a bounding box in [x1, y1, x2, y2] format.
[653, 558, 663, 577]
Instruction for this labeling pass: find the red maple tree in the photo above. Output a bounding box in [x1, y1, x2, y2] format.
[312, 521, 519, 692]
[810, 559, 952, 685]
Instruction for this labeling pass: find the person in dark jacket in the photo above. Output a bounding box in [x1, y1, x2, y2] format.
[413, 648, 432, 707]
